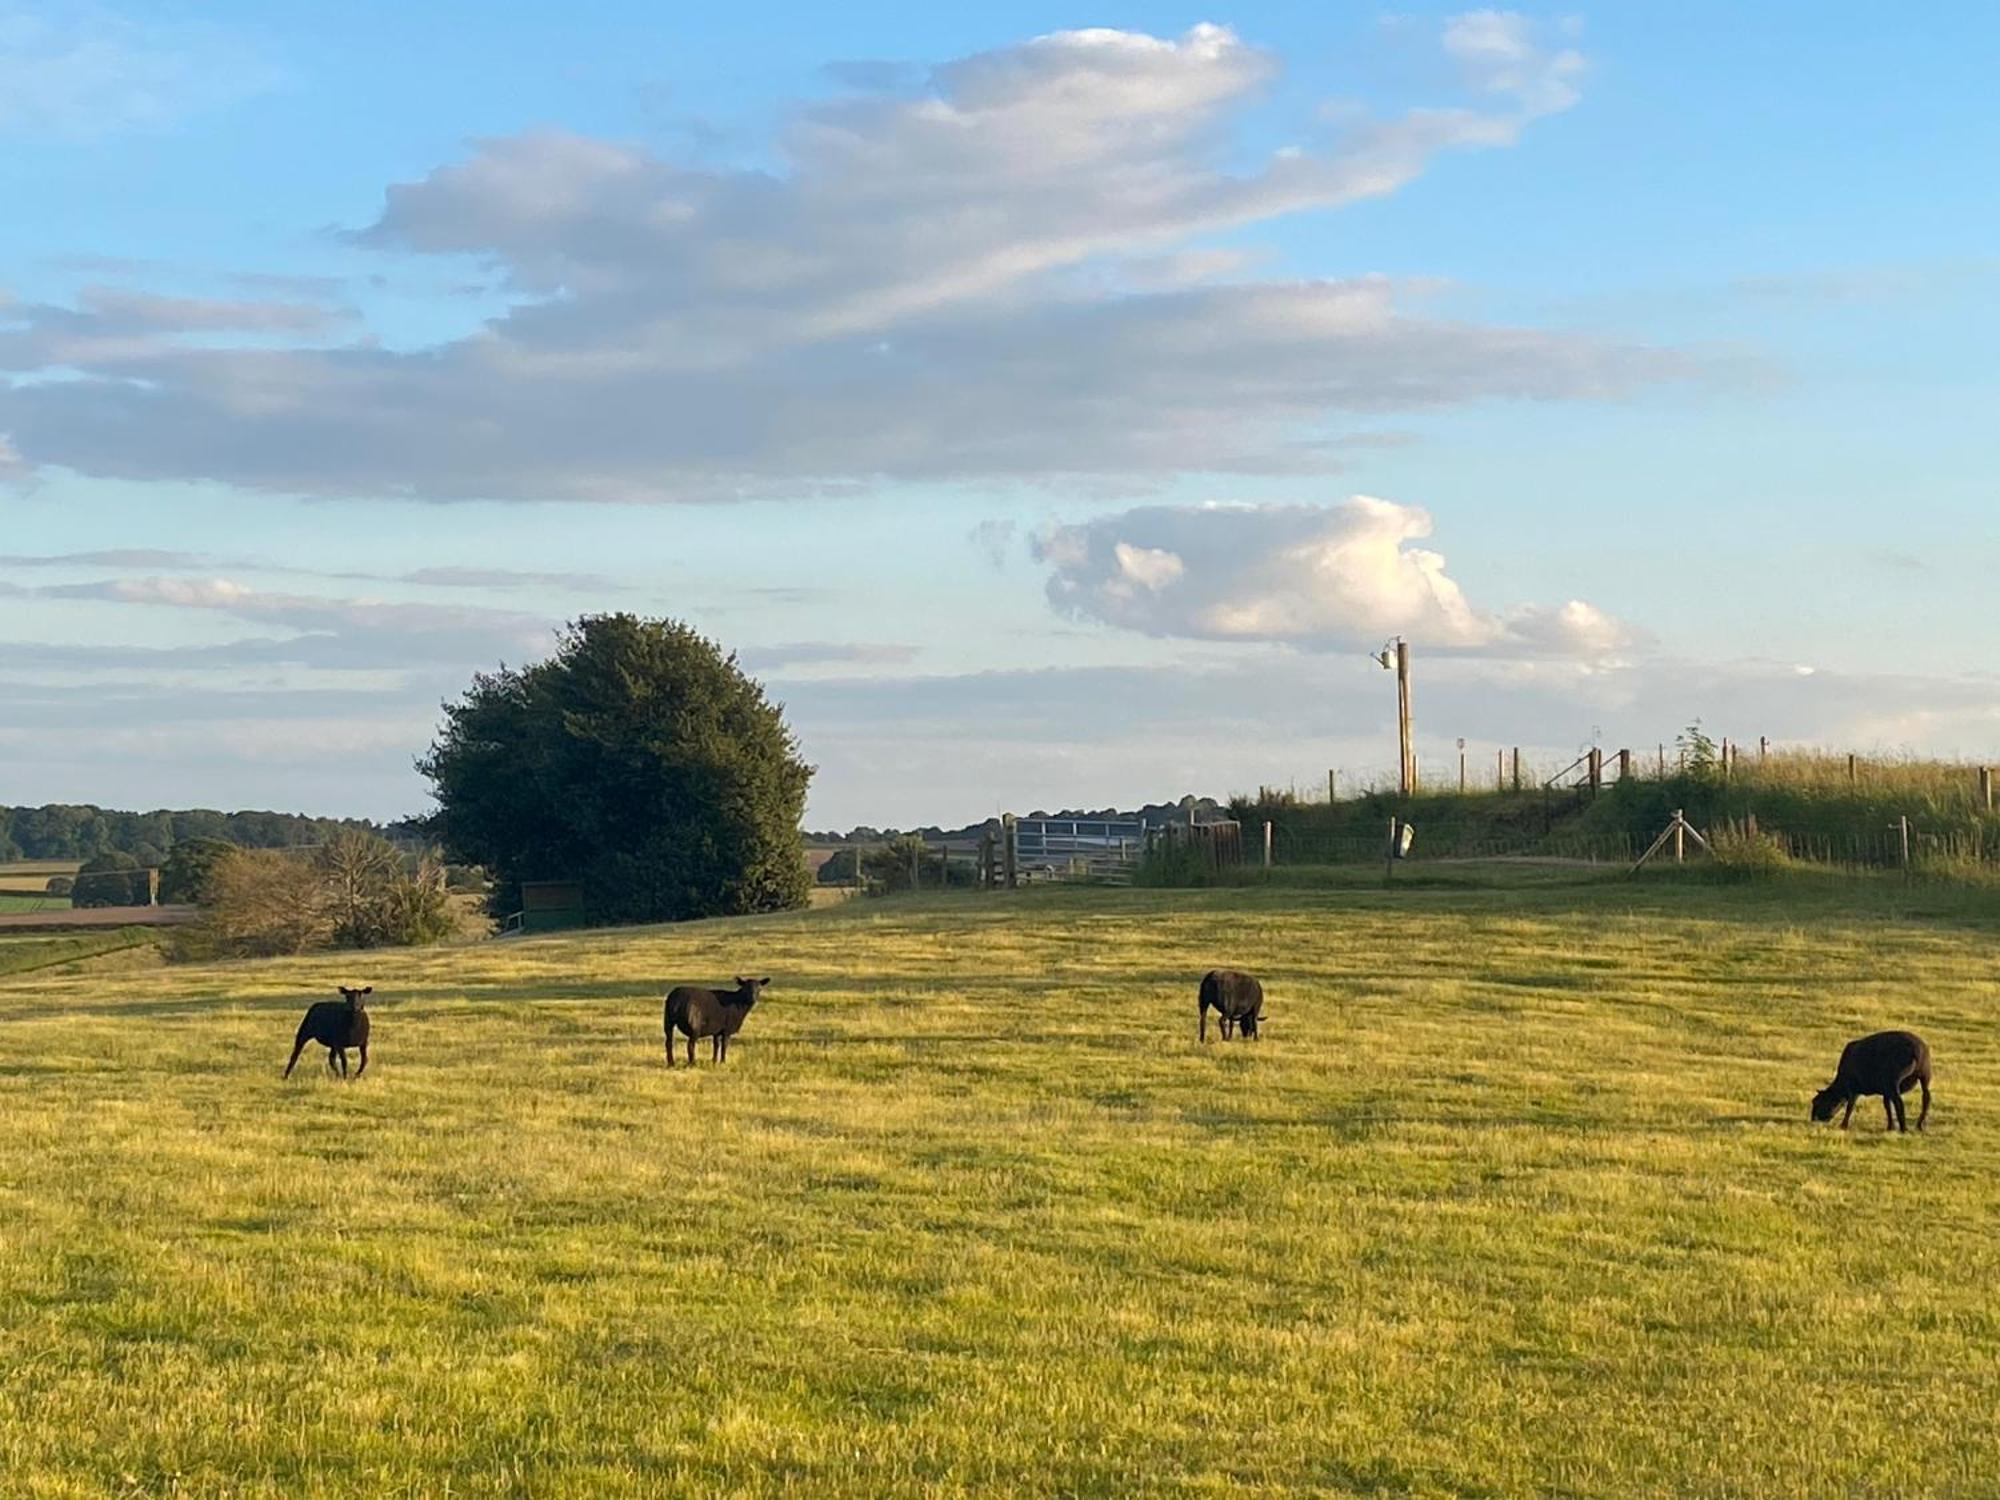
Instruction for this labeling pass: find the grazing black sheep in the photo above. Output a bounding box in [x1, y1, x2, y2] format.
[1198, 969, 1265, 1042]
[664, 977, 768, 1066]
[284, 985, 372, 1079]
[1811, 1029, 1931, 1132]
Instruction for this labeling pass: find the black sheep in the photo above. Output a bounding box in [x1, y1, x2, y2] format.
[1811, 1029, 1931, 1132]
[284, 985, 372, 1079]
[663, 977, 768, 1066]
[1198, 969, 1264, 1042]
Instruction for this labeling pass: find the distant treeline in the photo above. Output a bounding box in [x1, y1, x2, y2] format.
[1, 805, 387, 865]
[806, 796, 1225, 845]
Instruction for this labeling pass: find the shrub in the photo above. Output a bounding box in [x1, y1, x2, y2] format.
[1707, 821, 1795, 879]
[191, 849, 332, 957]
[44, 875, 74, 897]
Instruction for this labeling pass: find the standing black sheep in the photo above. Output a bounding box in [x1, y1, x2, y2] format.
[284, 985, 372, 1079]
[1811, 1029, 1932, 1131]
[663, 977, 768, 1066]
[1198, 969, 1265, 1042]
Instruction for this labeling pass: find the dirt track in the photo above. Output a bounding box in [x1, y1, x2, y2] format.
[0, 905, 198, 931]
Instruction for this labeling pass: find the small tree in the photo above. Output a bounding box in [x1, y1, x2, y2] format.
[73, 851, 146, 907]
[420, 614, 814, 925]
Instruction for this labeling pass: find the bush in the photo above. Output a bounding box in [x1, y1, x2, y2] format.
[185, 837, 457, 958]
[1707, 821, 1795, 879]
[190, 849, 331, 957]
[44, 875, 74, 897]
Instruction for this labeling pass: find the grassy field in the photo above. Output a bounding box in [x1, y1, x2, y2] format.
[3, 872, 1997, 1496]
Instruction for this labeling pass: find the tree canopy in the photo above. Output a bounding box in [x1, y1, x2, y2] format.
[419, 614, 813, 925]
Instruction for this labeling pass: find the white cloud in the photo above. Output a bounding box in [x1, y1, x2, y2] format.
[0, 6, 277, 137]
[0, 14, 1707, 503]
[1035, 495, 1641, 657]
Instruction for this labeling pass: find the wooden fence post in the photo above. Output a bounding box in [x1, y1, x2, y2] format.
[1511, 747, 1521, 793]
[1759, 736, 1769, 761]
[1262, 820, 1273, 869]
[1847, 753, 1857, 785]
[1619, 748, 1632, 782]
[1674, 809, 1685, 864]
[1001, 814, 1017, 890]
[1587, 747, 1603, 794]
[1899, 815, 1911, 872]
[1328, 768, 1337, 803]
[1980, 766, 1993, 812]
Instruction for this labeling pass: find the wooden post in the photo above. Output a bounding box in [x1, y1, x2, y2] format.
[1848, 753, 1857, 785]
[1658, 743, 1666, 776]
[1721, 740, 1732, 783]
[1511, 747, 1521, 793]
[1396, 639, 1414, 797]
[1619, 748, 1633, 783]
[1497, 749, 1505, 790]
[1001, 814, 1017, 890]
[1759, 736, 1769, 761]
[1262, 820, 1273, 869]
[1458, 740, 1467, 793]
[1674, 808, 1685, 864]
[1328, 768, 1337, 803]
[1899, 814, 1911, 872]
[979, 829, 994, 890]
[1587, 747, 1603, 794]
[1980, 767, 1993, 813]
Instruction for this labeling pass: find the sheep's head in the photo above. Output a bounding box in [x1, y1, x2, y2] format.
[734, 977, 770, 1006]
[339, 985, 373, 1006]
[1809, 1084, 1844, 1122]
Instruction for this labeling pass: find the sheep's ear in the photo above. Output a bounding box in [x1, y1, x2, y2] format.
[758, 977, 771, 987]
[360, 985, 373, 995]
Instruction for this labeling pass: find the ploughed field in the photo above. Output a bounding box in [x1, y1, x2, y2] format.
[2, 874, 1997, 1496]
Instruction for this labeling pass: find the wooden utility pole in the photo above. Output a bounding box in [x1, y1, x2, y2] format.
[1001, 814, 1018, 890]
[1497, 749, 1505, 790]
[1328, 768, 1337, 803]
[1458, 738, 1467, 793]
[1396, 639, 1414, 797]
[1511, 747, 1522, 793]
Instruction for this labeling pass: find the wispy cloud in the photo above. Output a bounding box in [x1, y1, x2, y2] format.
[0, 5, 279, 138]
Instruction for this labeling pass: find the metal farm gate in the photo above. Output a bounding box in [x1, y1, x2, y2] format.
[1005, 817, 1146, 884]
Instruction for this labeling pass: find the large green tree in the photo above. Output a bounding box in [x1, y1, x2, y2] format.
[419, 614, 813, 925]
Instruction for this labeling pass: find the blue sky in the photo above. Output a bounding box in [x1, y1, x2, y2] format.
[2, 2, 1995, 826]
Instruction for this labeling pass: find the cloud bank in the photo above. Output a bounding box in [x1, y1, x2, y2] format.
[0, 14, 1698, 503]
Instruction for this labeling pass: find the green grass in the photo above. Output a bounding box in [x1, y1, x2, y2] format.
[0, 928, 162, 976]
[3, 875, 1999, 1496]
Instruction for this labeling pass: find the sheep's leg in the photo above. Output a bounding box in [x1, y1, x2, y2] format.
[686, 1036, 697, 1067]
[353, 1041, 368, 1080]
[1839, 1097, 1855, 1129]
[1199, 1004, 1208, 1043]
[1891, 1092, 1907, 1132]
[664, 1034, 674, 1068]
[1882, 1095, 1896, 1131]
[334, 1048, 349, 1079]
[1917, 1078, 1931, 1131]
[1220, 1017, 1234, 1041]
